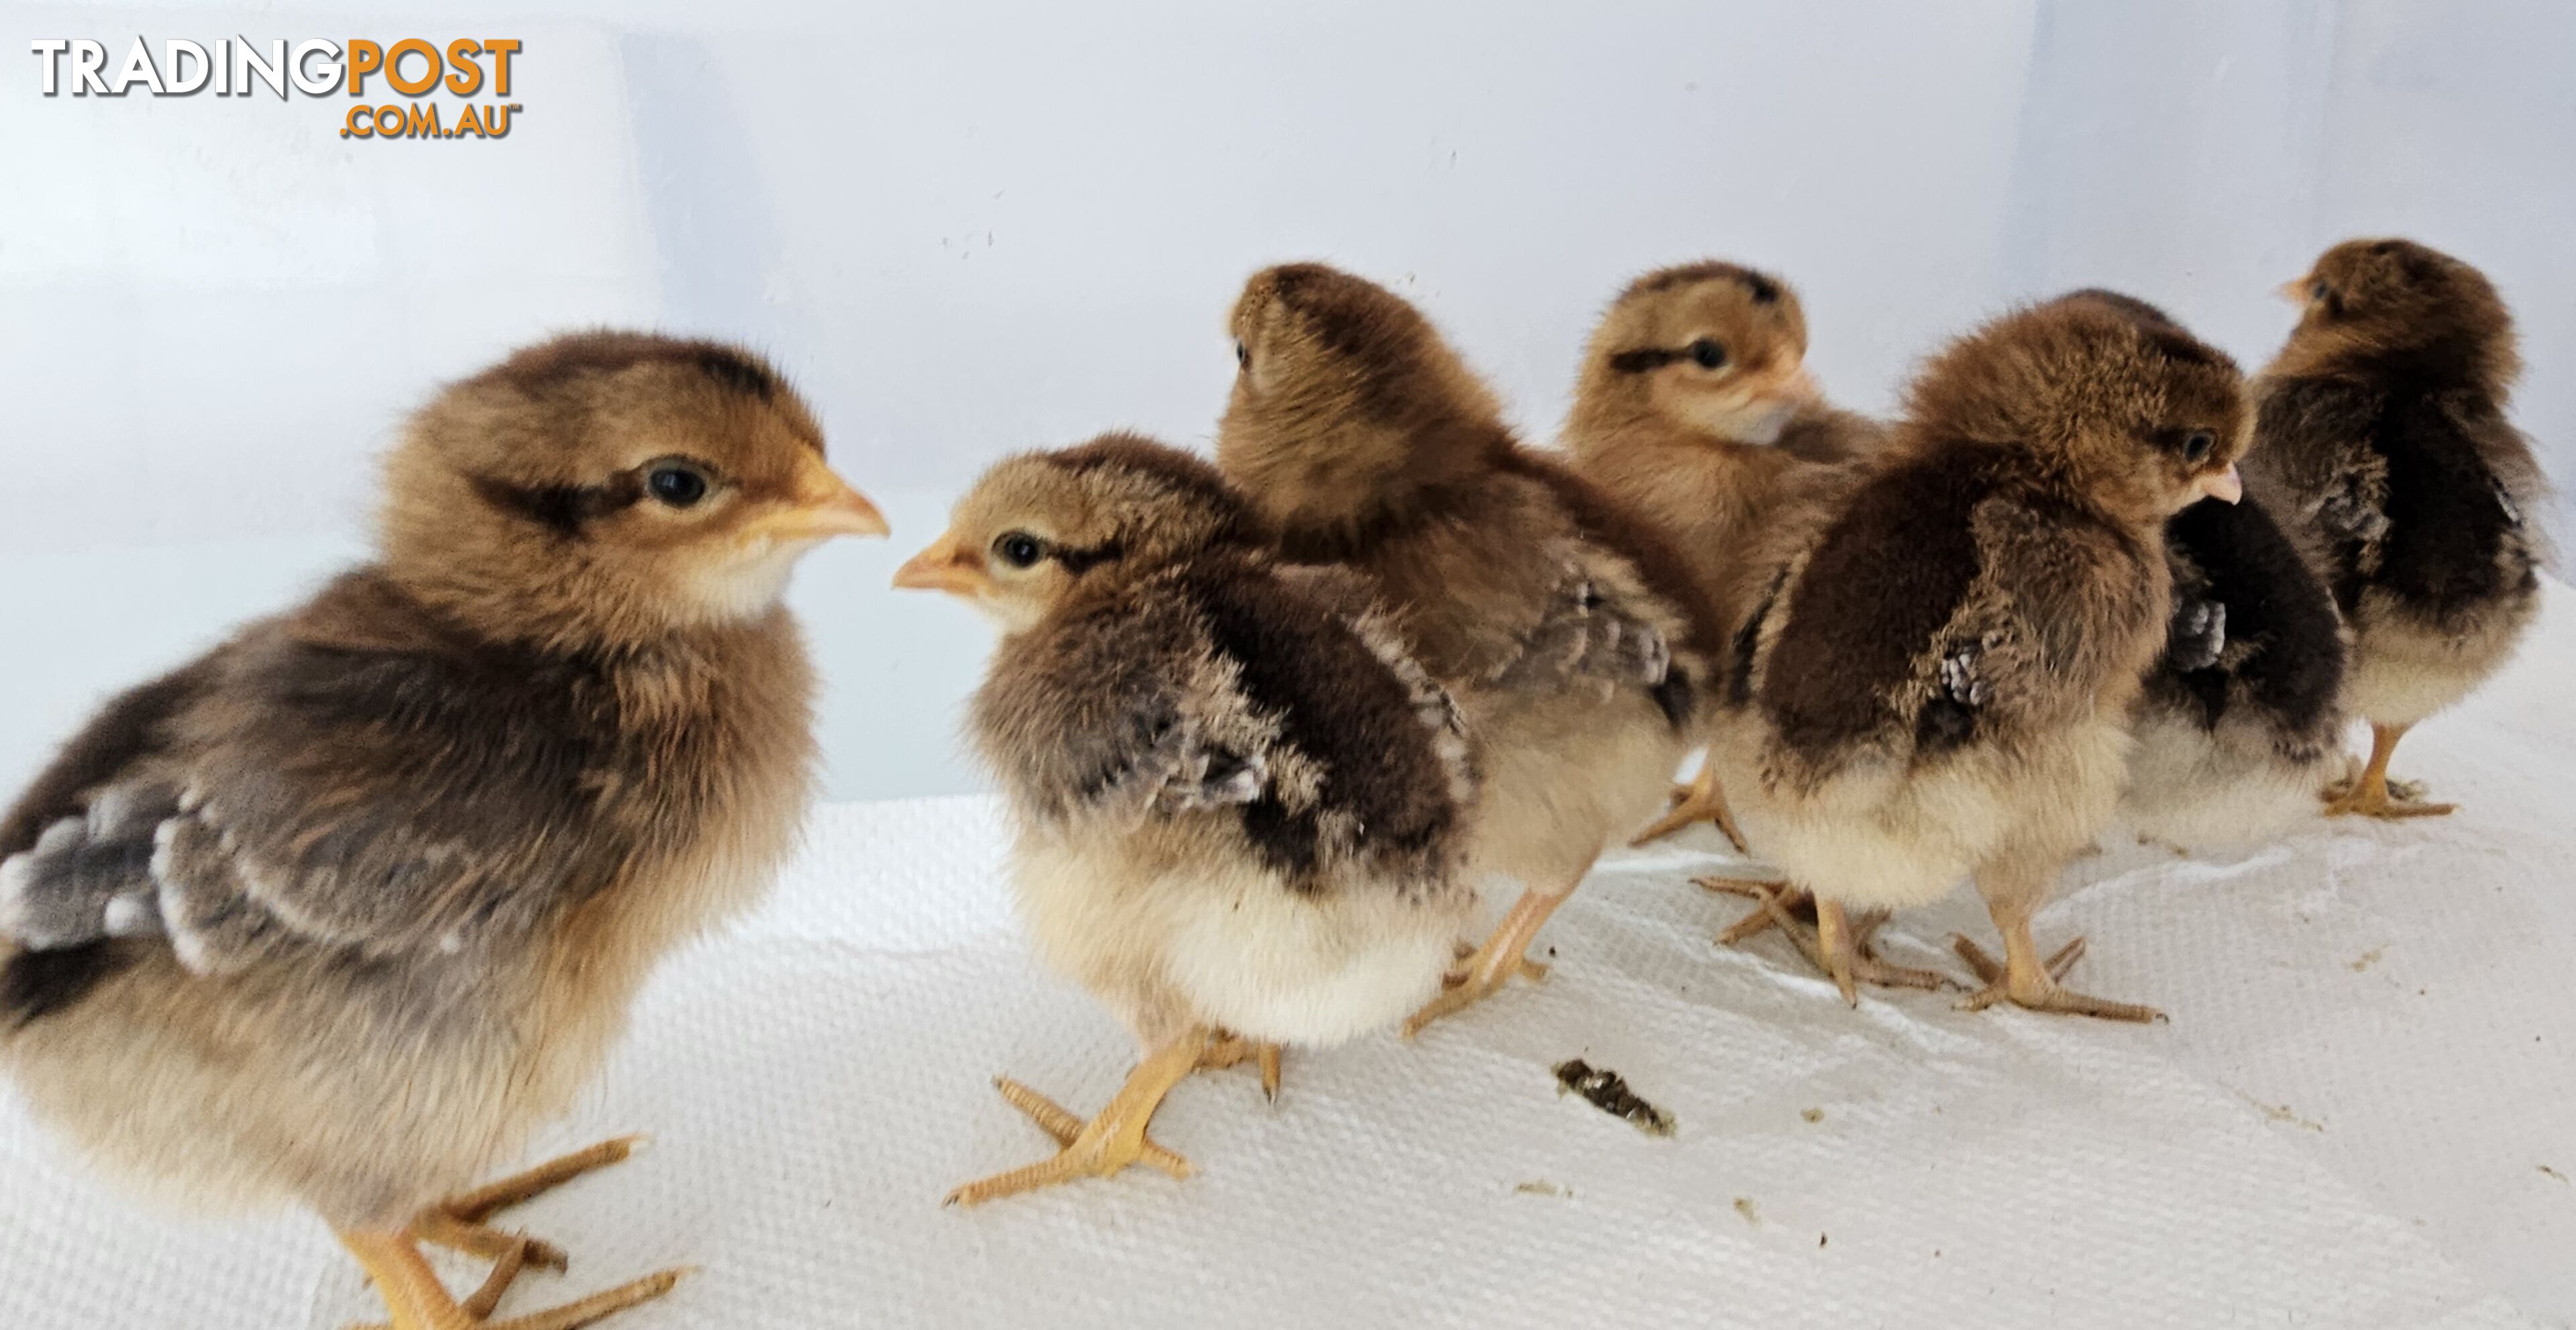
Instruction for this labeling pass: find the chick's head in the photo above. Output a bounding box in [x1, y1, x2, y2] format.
[1218, 262, 1509, 533]
[1582, 262, 1819, 443]
[382, 331, 884, 645]
[2278, 238, 2518, 391]
[1909, 294, 2250, 526]
[896, 433, 1265, 634]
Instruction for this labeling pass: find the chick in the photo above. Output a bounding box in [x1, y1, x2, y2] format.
[1563, 260, 1889, 847]
[2246, 239, 2548, 819]
[0, 332, 885, 1327]
[895, 433, 1477, 1205]
[1718, 294, 2248, 1019]
[1216, 263, 1720, 1034]
[2053, 291, 2349, 847]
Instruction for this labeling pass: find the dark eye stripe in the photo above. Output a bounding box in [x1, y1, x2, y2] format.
[1051, 542, 1125, 574]
[472, 471, 646, 538]
[472, 456, 724, 539]
[1608, 347, 1684, 374]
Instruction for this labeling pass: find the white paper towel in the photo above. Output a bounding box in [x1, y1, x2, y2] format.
[2, 585, 2571, 1329]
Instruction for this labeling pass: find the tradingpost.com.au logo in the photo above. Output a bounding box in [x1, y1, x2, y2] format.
[29, 38, 523, 140]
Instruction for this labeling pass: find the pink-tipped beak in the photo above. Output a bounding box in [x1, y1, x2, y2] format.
[2197, 463, 2244, 505]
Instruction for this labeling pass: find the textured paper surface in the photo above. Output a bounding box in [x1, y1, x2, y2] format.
[2, 587, 2570, 1328]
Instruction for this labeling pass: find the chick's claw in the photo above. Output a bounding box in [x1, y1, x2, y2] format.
[1199, 1031, 1287, 1102]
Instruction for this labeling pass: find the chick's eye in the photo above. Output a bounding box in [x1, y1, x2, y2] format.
[994, 532, 1045, 569]
[2181, 431, 2216, 464]
[1688, 339, 1727, 370]
[2310, 279, 2330, 302]
[647, 464, 708, 508]
[1234, 340, 1250, 370]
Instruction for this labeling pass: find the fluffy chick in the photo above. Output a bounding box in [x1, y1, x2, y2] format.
[895, 433, 1477, 1205]
[1564, 260, 1890, 847]
[0, 332, 885, 1328]
[2055, 291, 2349, 847]
[1719, 294, 2248, 1019]
[1218, 262, 1721, 1034]
[2247, 239, 2548, 818]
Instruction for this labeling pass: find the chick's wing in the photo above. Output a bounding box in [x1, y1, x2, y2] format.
[2, 625, 627, 977]
[1481, 545, 1671, 695]
[977, 580, 1276, 829]
[1935, 493, 2167, 739]
[2249, 376, 2390, 555]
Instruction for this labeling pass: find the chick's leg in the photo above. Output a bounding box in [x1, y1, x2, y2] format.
[947, 1029, 1209, 1207]
[1629, 759, 1751, 852]
[1402, 885, 1566, 1037]
[339, 1229, 683, 1330]
[1955, 860, 2163, 1023]
[2324, 722, 2456, 819]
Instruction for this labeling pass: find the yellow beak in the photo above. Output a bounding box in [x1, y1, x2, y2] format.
[755, 460, 889, 542]
[2276, 278, 2312, 303]
[893, 529, 991, 597]
[2196, 462, 2244, 505]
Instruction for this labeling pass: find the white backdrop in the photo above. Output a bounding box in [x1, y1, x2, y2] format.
[3, 0, 2569, 802]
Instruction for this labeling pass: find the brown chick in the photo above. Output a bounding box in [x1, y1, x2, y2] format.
[895, 433, 1477, 1205]
[1719, 294, 2248, 1020]
[1216, 262, 1722, 1035]
[1564, 260, 1890, 848]
[2247, 239, 2548, 819]
[0, 332, 885, 1329]
[2053, 291, 2349, 849]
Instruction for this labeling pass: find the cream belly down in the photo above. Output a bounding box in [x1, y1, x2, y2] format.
[1725, 713, 2133, 913]
[2118, 707, 2327, 847]
[1009, 827, 1469, 1052]
[2343, 589, 2538, 730]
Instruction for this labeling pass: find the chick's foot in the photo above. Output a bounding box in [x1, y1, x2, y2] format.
[1699, 876, 1811, 945]
[945, 1032, 1206, 1207]
[1953, 933, 2165, 1024]
[340, 1227, 684, 1330]
[343, 1135, 666, 1328]
[1721, 886, 1948, 1001]
[1402, 888, 1565, 1037]
[2323, 723, 2455, 819]
[1629, 762, 1750, 852]
[2322, 774, 2454, 819]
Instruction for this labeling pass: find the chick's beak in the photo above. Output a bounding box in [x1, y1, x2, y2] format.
[2196, 463, 2245, 505]
[757, 459, 889, 542]
[893, 530, 991, 597]
[2275, 277, 2312, 303]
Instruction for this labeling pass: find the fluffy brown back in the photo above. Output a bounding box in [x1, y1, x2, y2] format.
[1220, 263, 1723, 717]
